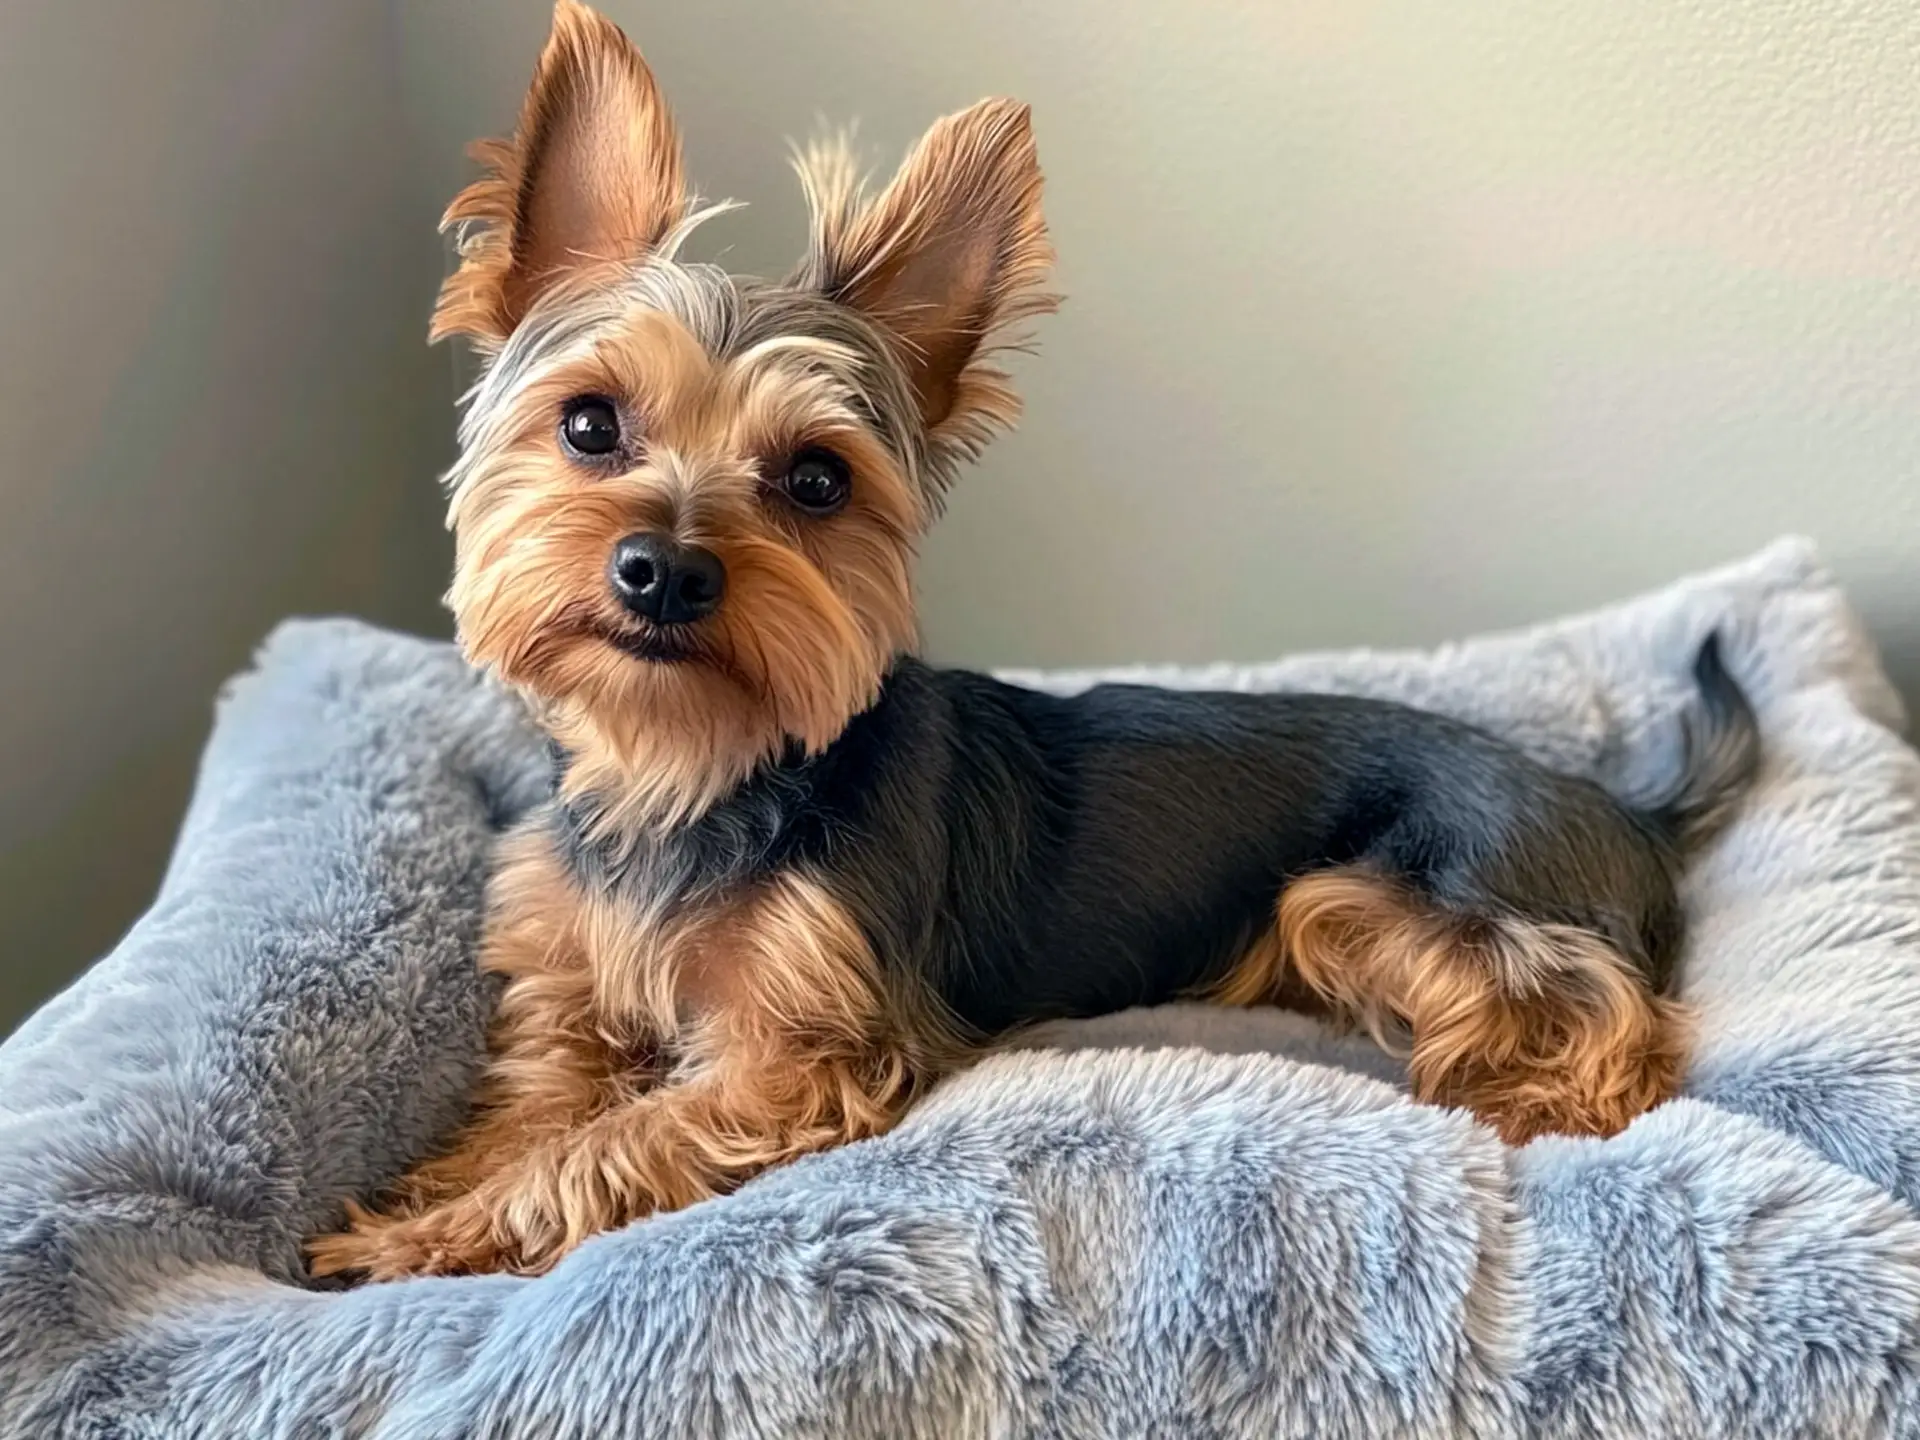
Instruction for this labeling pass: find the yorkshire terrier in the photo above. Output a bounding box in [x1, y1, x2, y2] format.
[309, 0, 1757, 1282]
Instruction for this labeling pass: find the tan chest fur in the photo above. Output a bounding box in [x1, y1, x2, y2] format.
[477, 817, 896, 1076]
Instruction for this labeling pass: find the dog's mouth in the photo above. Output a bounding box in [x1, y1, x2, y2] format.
[547, 610, 759, 699]
[592, 622, 706, 667]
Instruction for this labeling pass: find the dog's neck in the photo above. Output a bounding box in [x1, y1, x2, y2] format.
[545, 658, 928, 917]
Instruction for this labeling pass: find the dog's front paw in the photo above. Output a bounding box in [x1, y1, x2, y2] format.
[305, 1198, 515, 1282]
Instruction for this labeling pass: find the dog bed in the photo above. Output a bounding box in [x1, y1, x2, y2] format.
[5, 538, 1920, 1439]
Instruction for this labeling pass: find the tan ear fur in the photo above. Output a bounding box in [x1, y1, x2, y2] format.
[432, 0, 686, 349]
[797, 100, 1056, 447]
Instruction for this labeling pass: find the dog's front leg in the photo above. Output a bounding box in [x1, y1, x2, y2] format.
[311, 871, 918, 1279]
[307, 828, 656, 1281]
[457, 870, 919, 1273]
[316, 1011, 909, 1278]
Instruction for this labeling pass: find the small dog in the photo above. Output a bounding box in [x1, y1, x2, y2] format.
[309, 0, 1757, 1281]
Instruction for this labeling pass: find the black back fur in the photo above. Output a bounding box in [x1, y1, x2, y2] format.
[555, 638, 1756, 1040]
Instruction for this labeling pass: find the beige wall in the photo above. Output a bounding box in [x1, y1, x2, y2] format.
[5, 0, 1918, 1028]
[398, 0, 1920, 684]
[0, 1, 456, 1029]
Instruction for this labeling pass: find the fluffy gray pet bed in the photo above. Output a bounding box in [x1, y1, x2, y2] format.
[4, 538, 1920, 1439]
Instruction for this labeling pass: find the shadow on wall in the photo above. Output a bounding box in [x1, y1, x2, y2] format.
[0, 2, 457, 1034]
[1878, 630, 1920, 716]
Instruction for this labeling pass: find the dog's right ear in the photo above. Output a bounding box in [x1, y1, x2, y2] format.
[431, 0, 686, 350]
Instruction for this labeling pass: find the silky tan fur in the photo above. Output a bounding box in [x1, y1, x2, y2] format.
[308, 0, 1754, 1281]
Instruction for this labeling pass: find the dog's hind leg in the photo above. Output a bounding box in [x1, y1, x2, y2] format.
[1213, 866, 1690, 1143]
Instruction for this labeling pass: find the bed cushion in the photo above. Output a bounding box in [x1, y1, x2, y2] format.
[3, 537, 1919, 1438]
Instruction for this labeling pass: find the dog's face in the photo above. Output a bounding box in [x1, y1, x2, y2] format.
[434, 1, 1052, 825]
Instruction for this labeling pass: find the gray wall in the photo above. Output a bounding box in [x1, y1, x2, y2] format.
[0, 2, 455, 1029]
[5, 0, 1918, 1029]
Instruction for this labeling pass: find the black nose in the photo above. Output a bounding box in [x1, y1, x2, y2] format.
[609, 532, 727, 625]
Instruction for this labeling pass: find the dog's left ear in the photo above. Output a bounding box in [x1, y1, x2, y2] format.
[433, 0, 686, 350]
[798, 100, 1056, 449]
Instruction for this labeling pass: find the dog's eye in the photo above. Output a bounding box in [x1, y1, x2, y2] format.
[781, 447, 852, 515]
[561, 397, 621, 457]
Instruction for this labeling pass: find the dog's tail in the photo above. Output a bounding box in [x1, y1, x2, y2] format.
[1642, 630, 1761, 851]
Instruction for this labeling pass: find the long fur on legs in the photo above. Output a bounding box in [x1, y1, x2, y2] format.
[310, 866, 918, 1279]
[1265, 867, 1691, 1143]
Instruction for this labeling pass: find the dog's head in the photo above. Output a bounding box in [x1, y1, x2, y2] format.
[437, 0, 1053, 824]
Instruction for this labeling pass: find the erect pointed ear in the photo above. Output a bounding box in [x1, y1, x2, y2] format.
[797, 100, 1056, 450]
[431, 0, 686, 350]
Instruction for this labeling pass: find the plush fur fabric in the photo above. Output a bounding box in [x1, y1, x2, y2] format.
[4, 538, 1920, 1438]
